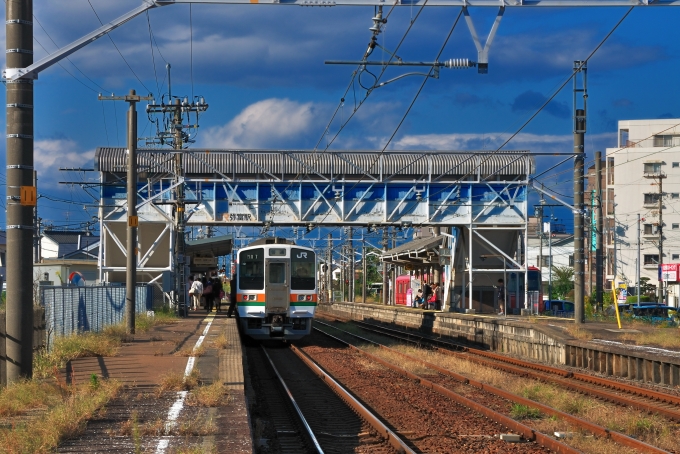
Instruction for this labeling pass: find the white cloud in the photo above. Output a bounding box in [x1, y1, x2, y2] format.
[200, 98, 326, 148]
[35, 139, 95, 186]
[388, 132, 616, 153]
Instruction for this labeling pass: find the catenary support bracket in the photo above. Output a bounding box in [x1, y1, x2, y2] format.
[463, 5, 504, 74]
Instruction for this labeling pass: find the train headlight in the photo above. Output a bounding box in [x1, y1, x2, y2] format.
[249, 295, 256, 301]
[298, 295, 305, 301]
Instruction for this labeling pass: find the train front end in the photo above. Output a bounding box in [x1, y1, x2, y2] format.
[236, 241, 316, 340]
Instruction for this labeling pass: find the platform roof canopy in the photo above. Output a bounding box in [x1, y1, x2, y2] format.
[185, 235, 233, 258]
[381, 235, 446, 267]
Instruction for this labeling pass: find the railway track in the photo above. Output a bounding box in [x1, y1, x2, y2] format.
[334, 317, 680, 424]
[313, 318, 672, 453]
[245, 342, 409, 453]
[297, 331, 573, 453]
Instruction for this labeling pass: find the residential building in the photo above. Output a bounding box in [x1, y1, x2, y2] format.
[526, 218, 573, 299]
[39, 230, 99, 261]
[606, 119, 680, 306]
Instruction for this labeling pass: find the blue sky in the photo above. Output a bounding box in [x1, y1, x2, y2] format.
[2, 1, 680, 236]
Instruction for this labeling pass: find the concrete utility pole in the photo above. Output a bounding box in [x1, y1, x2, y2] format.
[348, 227, 353, 302]
[595, 151, 603, 310]
[99, 90, 151, 334]
[657, 174, 665, 304]
[637, 213, 641, 304]
[5, 0, 35, 383]
[573, 60, 587, 324]
[382, 228, 389, 305]
[145, 86, 207, 315]
[327, 233, 332, 302]
[362, 239, 367, 303]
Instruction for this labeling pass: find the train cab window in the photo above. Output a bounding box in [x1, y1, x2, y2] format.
[239, 248, 264, 290]
[269, 263, 286, 284]
[291, 248, 316, 290]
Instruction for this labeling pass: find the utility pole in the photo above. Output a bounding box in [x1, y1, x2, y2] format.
[573, 60, 587, 324]
[99, 90, 152, 334]
[382, 228, 389, 305]
[5, 0, 35, 382]
[348, 227, 353, 302]
[145, 73, 208, 316]
[595, 151, 603, 310]
[362, 238, 367, 304]
[327, 233, 332, 302]
[637, 213, 641, 304]
[657, 174, 665, 304]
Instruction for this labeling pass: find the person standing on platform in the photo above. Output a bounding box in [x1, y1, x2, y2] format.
[189, 275, 203, 311]
[433, 283, 442, 311]
[212, 274, 223, 312]
[497, 279, 505, 315]
[202, 277, 213, 313]
[227, 273, 238, 318]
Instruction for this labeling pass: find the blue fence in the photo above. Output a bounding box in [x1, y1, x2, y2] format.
[41, 284, 157, 348]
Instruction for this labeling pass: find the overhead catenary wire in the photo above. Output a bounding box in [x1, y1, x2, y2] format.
[87, 0, 152, 94]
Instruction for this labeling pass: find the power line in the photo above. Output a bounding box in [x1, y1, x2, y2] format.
[87, 0, 152, 94]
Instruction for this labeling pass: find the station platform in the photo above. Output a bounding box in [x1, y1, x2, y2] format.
[320, 301, 680, 388]
[62, 310, 253, 453]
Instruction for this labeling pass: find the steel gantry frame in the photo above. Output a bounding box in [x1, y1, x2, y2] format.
[96, 148, 539, 313]
[5, 0, 679, 383]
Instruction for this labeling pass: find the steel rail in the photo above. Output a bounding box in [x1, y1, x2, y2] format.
[344, 318, 680, 422]
[261, 346, 325, 453]
[310, 327, 580, 453]
[313, 322, 669, 454]
[288, 344, 416, 454]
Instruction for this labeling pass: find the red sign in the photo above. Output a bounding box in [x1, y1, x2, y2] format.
[660, 263, 678, 282]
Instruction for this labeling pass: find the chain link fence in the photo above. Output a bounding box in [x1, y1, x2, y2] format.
[41, 284, 158, 349]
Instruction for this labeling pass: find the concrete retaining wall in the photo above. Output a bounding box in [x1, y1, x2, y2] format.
[320, 302, 680, 387]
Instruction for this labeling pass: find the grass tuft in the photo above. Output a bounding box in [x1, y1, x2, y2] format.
[156, 369, 201, 396]
[174, 344, 206, 358]
[509, 403, 542, 420]
[186, 382, 232, 407]
[0, 379, 120, 454]
[34, 332, 120, 379]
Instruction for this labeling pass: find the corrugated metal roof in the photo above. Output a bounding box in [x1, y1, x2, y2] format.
[95, 148, 535, 177]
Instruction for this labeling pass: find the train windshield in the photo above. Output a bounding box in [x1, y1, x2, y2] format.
[291, 248, 315, 290]
[239, 248, 264, 290]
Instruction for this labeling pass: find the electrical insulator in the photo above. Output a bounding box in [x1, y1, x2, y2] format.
[444, 59, 474, 69]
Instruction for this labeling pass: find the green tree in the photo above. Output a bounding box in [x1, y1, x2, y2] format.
[551, 265, 574, 300]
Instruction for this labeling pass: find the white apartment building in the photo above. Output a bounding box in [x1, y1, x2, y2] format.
[606, 119, 680, 307]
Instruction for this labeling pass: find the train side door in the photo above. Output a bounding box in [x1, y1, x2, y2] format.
[265, 259, 289, 313]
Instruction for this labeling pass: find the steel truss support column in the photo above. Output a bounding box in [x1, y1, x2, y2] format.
[5, 0, 34, 383]
[573, 60, 587, 324]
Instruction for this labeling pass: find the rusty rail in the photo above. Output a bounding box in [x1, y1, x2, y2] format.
[289, 344, 416, 454]
[346, 318, 680, 422]
[315, 320, 671, 454]
[313, 328, 581, 454]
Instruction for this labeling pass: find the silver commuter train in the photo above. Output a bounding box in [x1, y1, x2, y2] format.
[235, 238, 317, 340]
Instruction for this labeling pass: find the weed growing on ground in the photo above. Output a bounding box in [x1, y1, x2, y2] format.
[210, 331, 229, 349]
[186, 382, 231, 407]
[156, 369, 201, 396]
[563, 324, 594, 341]
[509, 403, 542, 420]
[0, 380, 63, 417]
[174, 344, 206, 357]
[0, 379, 120, 454]
[34, 332, 120, 379]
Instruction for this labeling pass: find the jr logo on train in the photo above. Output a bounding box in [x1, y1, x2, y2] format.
[235, 238, 317, 340]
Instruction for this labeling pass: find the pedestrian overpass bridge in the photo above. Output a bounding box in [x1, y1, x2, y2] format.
[95, 148, 534, 305]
